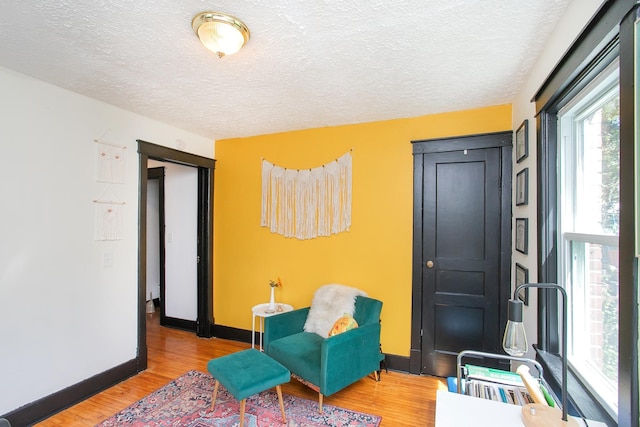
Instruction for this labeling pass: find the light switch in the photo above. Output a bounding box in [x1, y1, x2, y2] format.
[103, 252, 113, 267]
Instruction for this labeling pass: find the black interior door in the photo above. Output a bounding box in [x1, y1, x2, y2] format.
[410, 132, 512, 377]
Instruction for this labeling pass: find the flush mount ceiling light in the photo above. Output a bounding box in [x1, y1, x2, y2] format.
[192, 11, 250, 58]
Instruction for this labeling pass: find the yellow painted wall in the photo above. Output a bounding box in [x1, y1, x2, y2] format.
[213, 104, 512, 356]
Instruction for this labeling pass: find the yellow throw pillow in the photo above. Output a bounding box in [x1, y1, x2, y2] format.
[328, 314, 358, 337]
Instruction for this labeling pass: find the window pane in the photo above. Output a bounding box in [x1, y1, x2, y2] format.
[574, 92, 620, 234]
[566, 240, 619, 411]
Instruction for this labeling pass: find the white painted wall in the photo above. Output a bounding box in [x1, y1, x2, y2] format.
[0, 65, 213, 414]
[511, 0, 605, 358]
[146, 177, 161, 301]
[163, 163, 198, 321]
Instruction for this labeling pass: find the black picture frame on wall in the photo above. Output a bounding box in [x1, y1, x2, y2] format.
[516, 168, 528, 206]
[515, 218, 528, 254]
[515, 263, 529, 305]
[516, 119, 528, 163]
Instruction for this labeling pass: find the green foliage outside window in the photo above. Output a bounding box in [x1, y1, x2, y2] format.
[600, 94, 619, 382]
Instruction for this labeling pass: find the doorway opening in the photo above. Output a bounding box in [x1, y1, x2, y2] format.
[137, 140, 215, 371]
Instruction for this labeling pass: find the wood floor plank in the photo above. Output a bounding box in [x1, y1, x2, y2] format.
[36, 312, 445, 426]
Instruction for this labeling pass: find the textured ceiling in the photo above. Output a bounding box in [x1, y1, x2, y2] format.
[0, 1, 572, 140]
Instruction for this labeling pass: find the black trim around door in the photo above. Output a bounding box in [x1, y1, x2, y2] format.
[409, 131, 513, 375]
[196, 166, 215, 337]
[137, 140, 216, 369]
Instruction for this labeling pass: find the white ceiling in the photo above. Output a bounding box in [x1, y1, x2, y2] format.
[0, 1, 573, 141]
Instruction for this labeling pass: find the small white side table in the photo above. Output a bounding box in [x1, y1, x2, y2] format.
[251, 303, 294, 351]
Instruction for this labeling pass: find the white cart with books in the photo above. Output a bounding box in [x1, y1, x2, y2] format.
[433, 350, 607, 426]
[455, 350, 558, 407]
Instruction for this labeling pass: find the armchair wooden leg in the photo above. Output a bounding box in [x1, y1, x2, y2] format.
[318, 393, 324, 413]
[210, 380, 220, 410]
[276, 385, 287, 423]
[374, 370, 380, 381]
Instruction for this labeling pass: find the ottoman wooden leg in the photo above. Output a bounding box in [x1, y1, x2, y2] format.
[211, 380, 220, 410]
[239, 399, 246, 426]
[276, 385, 286, 423]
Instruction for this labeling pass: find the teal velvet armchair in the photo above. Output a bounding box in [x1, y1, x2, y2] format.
[264, 295, 383, 412]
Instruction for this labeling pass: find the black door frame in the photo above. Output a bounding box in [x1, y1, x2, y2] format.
[137, 140, 215, 370]
[409, 131, 512, 375]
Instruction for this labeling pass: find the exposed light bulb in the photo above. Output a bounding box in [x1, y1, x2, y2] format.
[503, 299, 528, 356]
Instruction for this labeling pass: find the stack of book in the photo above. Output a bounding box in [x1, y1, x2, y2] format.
[462, 364, 558, 407]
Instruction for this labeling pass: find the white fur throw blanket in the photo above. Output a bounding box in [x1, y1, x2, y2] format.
[303, 284, 367, 338]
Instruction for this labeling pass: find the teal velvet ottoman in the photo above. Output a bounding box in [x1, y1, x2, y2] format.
[207, 348, 290, 426]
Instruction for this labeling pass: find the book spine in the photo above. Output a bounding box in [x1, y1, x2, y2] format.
[498, 388, 508, 403]
[465, 378, 534, 406]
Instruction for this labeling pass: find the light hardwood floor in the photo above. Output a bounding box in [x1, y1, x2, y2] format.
[37, 311, 446, 426]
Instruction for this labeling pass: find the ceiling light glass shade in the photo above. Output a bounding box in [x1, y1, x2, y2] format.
[503, 299, 528, 356]
[192, 12, 250, 58]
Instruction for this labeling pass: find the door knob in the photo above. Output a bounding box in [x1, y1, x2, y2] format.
[426, 260, 434, 268]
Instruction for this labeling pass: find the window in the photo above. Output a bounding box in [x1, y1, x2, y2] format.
[558, 62, 619, 417]
[533, 2, 638, 425]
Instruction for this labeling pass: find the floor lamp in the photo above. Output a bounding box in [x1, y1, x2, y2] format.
[502, 283, 578, 427]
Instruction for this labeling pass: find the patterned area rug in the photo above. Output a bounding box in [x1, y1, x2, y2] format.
[96, 370, 382, 426]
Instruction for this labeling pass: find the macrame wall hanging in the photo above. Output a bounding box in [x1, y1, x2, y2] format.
[93, 200, 124, 241]
[93, 131, 125, 240]
[261, 151, 352, 240]
[96, 139, 125, 184]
